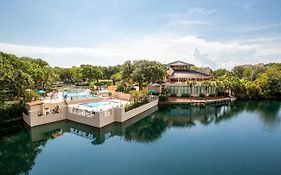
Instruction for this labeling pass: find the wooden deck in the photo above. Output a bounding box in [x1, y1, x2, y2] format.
[160, 96, 236, 106]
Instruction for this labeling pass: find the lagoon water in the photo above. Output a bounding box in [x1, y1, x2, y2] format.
[1, 101, 281, 175]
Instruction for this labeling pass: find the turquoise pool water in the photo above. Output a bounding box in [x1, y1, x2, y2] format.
[1, 101, 281, 175]
[64, 92, 89, 97]
[82, 101, 110, 108]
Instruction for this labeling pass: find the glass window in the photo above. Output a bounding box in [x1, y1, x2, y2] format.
[194, 86, 199, 94]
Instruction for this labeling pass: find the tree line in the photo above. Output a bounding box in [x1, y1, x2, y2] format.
[1, 51, 281, 104]
[0, 52, 166, 103]
[211, 63, 281, 99]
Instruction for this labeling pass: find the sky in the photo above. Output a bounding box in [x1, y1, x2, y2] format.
[0, 0, 281, 69]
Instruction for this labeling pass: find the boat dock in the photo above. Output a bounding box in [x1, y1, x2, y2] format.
[160, 97, 236, 106]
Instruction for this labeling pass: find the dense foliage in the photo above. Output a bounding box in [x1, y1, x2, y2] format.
[125, 98, 149, 112]
[0, 52, 57, 103]
[0, 102, 24, 122]
[0, 126, 47, 175]
[0, 51, 280, 121]
[212, 63, 281, 99]
[125, 90, 150, 111]
[120, 60, 167, 89]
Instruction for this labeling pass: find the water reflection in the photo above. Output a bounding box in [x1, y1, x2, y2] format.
[124, 100, 281, 143]
[0, 101, 280, 175]
[0, 125, 46, 175]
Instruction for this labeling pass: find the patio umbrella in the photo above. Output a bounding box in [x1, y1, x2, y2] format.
[148, 89, 157, 94]
[36, 90, 46, 94]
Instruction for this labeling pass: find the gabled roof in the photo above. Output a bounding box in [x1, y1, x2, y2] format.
[167, 60, 194, 67]
[170, 70, 210, 79]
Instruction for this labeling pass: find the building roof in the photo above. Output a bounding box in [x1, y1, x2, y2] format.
[167, 60, 194, 67]
[170, 70, 210, 79]
[148, 83, 160, 87]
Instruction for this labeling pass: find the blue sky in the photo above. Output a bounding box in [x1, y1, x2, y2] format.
[0, 0, 281, 68]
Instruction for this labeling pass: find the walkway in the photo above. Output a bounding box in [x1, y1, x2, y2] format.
[161, 96, 236, 105]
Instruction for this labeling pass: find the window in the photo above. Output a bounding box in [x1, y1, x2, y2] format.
[194, 86, 199, 94]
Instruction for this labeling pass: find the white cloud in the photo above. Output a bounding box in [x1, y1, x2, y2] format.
[185, 7, 218, 16]
[162, 7, 216, 31]
[236, 23, 281, 33]
[168, 19, 209, 27]
[1, 33, 280, 69]
[235, 1, 254, 10]
[162, 7, 217, 19]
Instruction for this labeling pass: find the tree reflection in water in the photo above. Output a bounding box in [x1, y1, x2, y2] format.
[0, 100, 280, 174]
[0, 125, 46, 175]
[124, 101, 281, 143]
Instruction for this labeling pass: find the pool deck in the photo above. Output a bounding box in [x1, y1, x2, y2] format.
[69, 99, 129, 112]
[23, 94, 235, 128]
[23, 97, 159, 128]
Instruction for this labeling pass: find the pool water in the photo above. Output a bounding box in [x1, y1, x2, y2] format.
[64, 92, 89, 97]
[1, 100, 281, 175]
[83, 101, 111, 108]
[63, 91, 93, 100]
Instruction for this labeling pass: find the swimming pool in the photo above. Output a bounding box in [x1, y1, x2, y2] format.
[64, 91, 92, 100]
[83, 101, 111, 108]
[64, 92, 89, 97]
[80, 100, 128, 110]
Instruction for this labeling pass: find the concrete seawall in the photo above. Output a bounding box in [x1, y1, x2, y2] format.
[114, 100, 159, 122]
[23, 107, 68, 127]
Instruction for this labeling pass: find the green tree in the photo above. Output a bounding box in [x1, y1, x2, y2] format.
[255, 65, 281, 97]
[211, 69, 230, 79]
[111, 72, 122, 85]
[80, 64, 103, 83]
[122, 61, 134, 82]
[131, 60, 166, 89]
[232, 66, 245, 78]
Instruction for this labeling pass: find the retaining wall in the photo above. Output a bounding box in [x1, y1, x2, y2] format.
[115, 100, 159, 122]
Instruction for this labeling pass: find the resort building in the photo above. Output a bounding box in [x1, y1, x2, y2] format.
[164, 60, 216, 97]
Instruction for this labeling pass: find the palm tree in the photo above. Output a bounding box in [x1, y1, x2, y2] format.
[130, 90, 140, 102]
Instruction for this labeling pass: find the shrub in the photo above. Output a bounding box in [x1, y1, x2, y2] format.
[170, 93, 177, 97]
[199, 93, 206, 97]
[159, 94, 168, 101]
[217, 91, 225, 96]
[24, 91, 40, 102]
[130, 90, 141, 102]
[163, 88, 171, 95]
[0, 102, 24, 121]
[89, 81, 96, 91]
[181, 93, 191, 97]
[208, 93, 216, 97]
[116, 85, 125, 92]
[108, 92, 112, 97]
[126, 86, 136, 92]
[125, 98, 149, 112]
[75, 82, 89, 86]
[117, 85, 136, 93]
